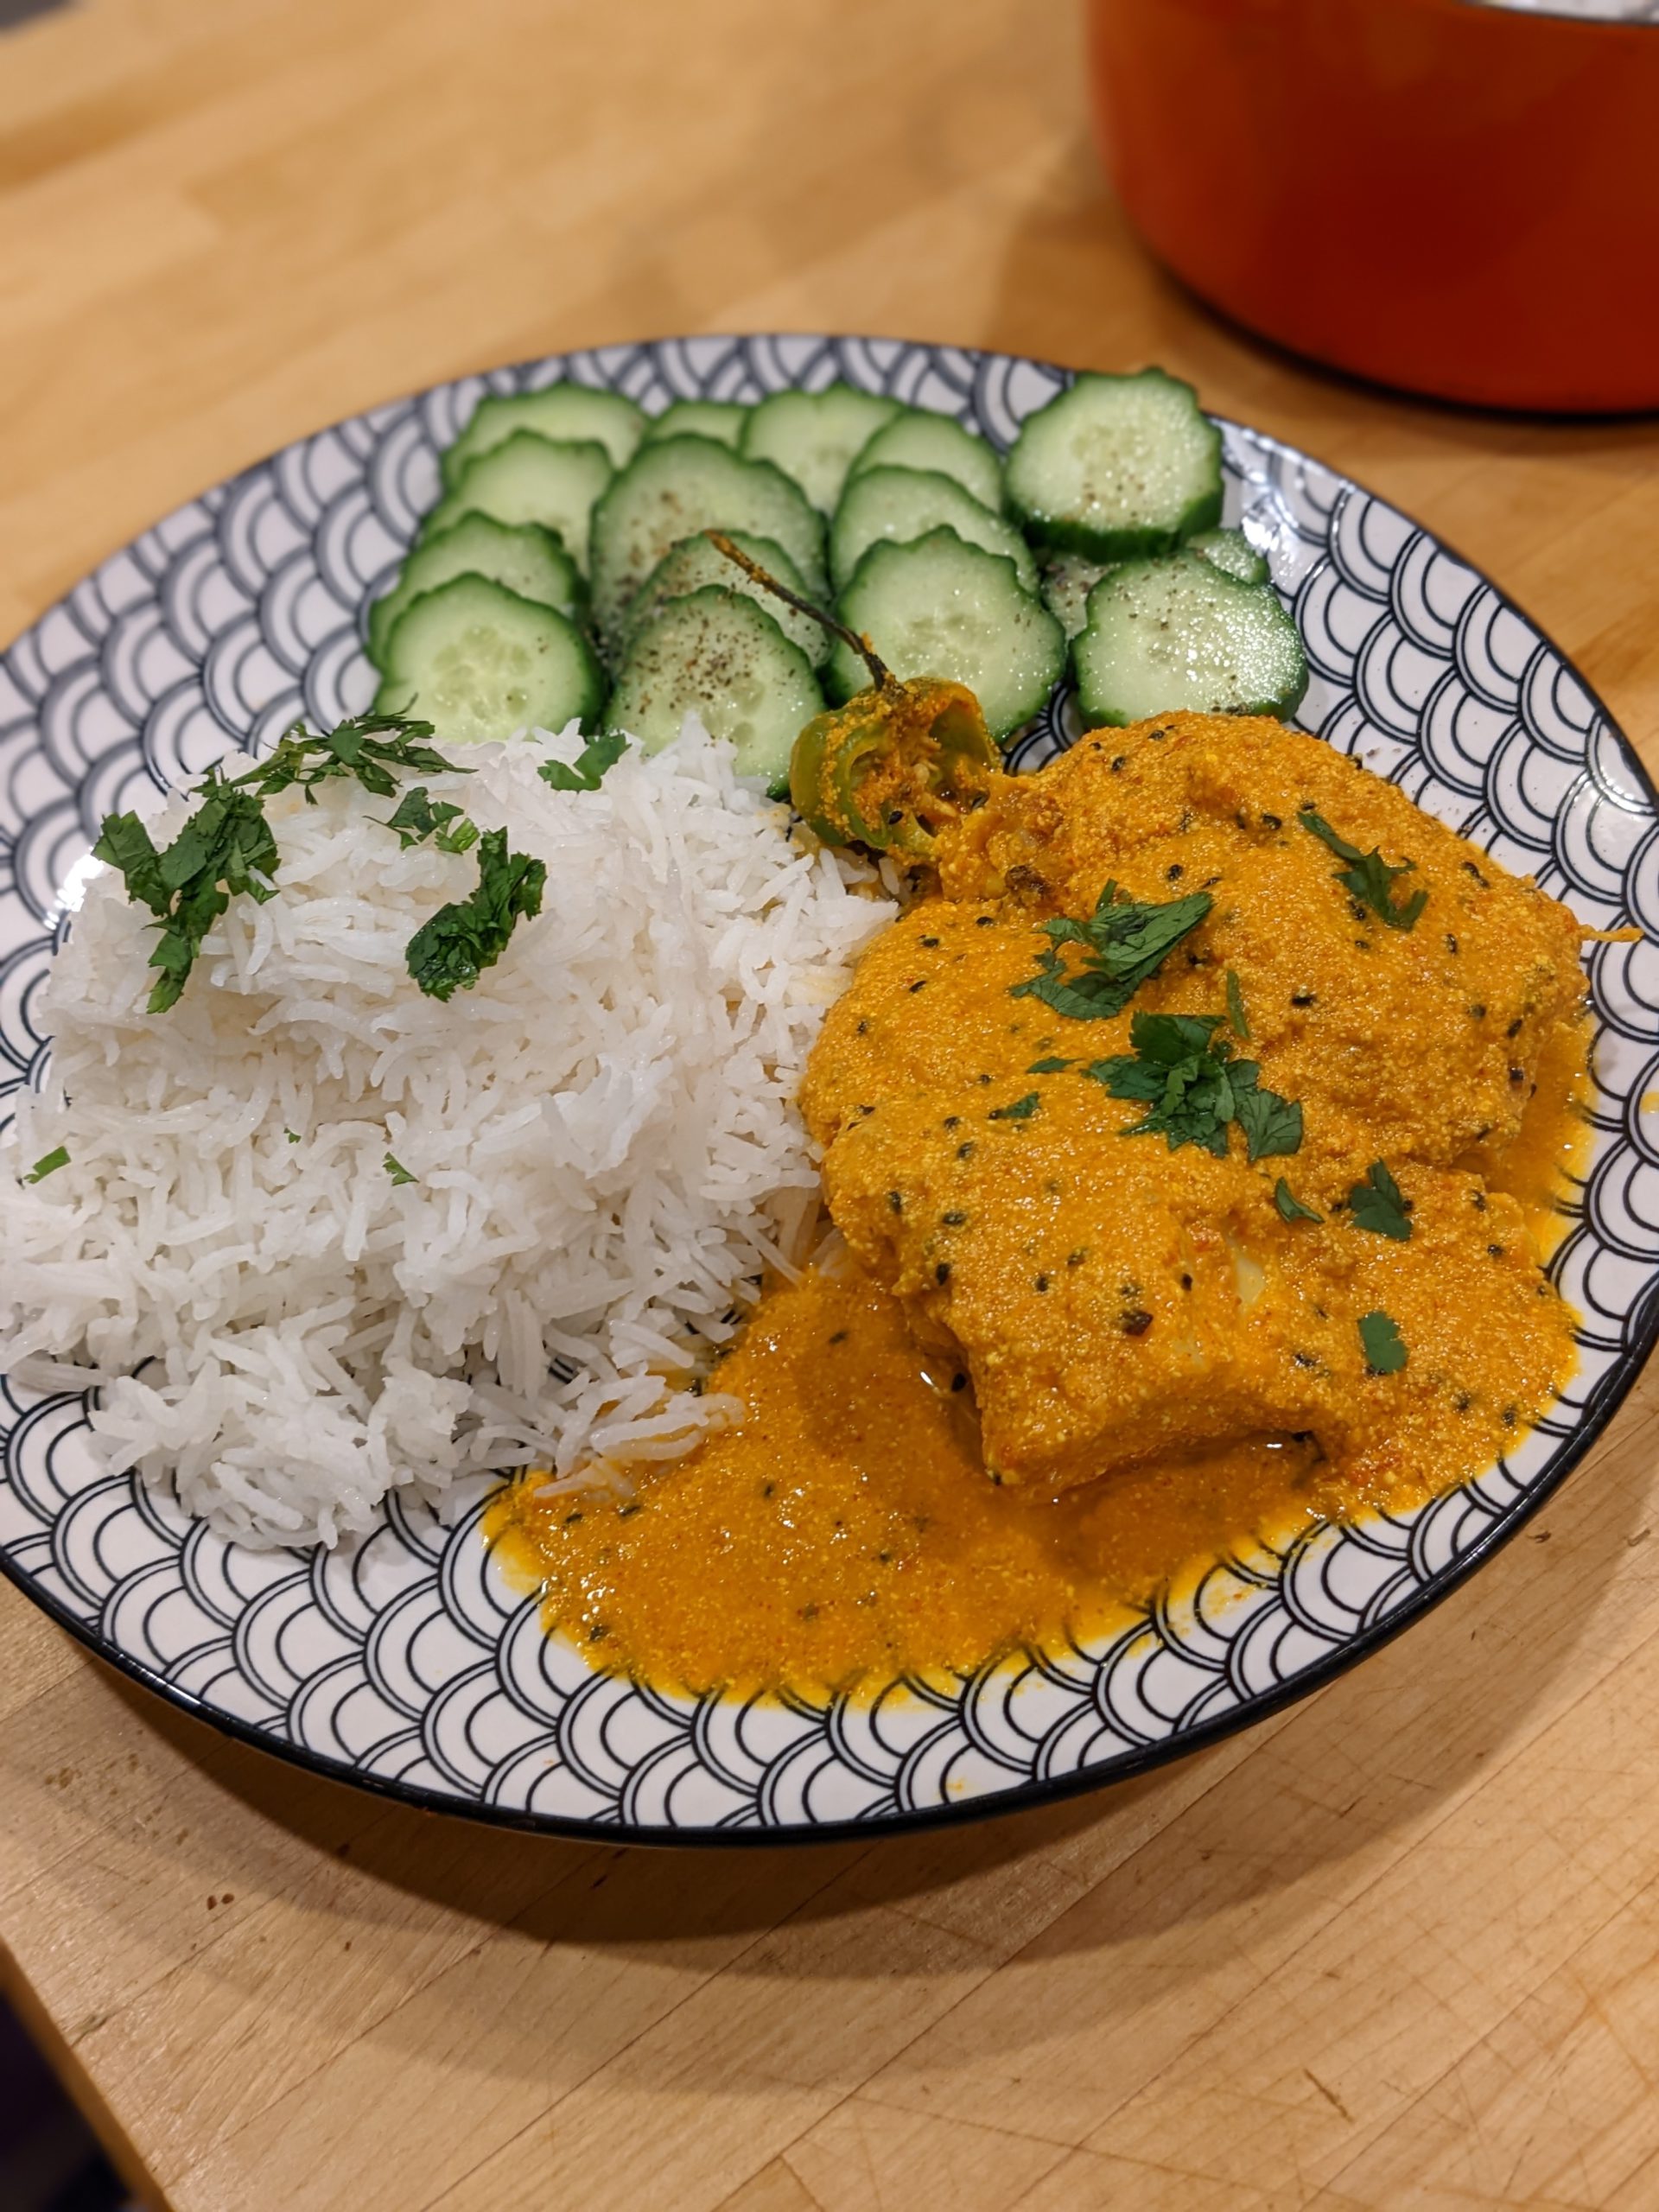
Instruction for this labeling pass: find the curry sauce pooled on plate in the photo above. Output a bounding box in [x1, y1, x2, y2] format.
[491, 709, 1591, 1699]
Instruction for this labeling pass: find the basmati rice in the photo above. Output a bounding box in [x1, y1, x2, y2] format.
[0, 723, 893, 1548]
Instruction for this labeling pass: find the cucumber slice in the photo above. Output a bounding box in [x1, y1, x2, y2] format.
[1040, 553, 1116, 645]
[847, 411, 1003, 514]
[423, 435, 613, 575]
[607, 586, 823, 781]
[375, 575, 605, 743]
[741, 385, 903, 512]
[1006, 368, 1223, 560]
[1188, 526, 1269, 586]
[1074, 552, 1308, 728]
[588, 435, 827, 637]
[828, 527, 1065, 744]
[621, 531, 830, 668]
[830, 466, 1037, 594]
[367, 518, 582, 671]
[442, 386, 643, 488]
[642, 400, 749, 448]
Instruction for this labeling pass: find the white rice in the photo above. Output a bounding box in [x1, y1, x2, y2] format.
[0, 724, 893, 1548]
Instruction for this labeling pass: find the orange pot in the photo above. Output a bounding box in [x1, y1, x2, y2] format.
[1087, 0, 1659, 413]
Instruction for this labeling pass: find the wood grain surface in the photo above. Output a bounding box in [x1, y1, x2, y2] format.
[4, 3, 1659, 2207]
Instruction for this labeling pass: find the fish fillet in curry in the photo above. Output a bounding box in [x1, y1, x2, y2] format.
[801, 711, 1586, 1494]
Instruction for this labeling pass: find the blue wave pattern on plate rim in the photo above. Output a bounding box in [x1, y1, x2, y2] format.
[2, 332, 1656, 1841]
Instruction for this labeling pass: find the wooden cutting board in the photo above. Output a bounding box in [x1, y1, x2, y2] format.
[3, 3, 1659, 2207]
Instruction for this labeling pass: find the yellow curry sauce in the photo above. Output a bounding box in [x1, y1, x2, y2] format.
[487, 712, 1592, 1700]
[488, 1054, 1584, 1700]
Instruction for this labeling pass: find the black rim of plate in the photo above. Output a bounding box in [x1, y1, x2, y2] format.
[2, 332, 1655, 1849]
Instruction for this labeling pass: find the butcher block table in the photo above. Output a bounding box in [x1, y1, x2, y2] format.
[5, 3, 1659, 2208]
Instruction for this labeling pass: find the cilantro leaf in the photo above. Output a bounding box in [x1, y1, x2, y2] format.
[538, 731, 628, 793]
[1084, 1009, 1305, 1160]
[1358, 1309, 1408, 1375]
[92, 813, 169, 916]
[95, 715, 474, 1014]
[24, 1146, 69, 1184]
[1084, 1014, 1243, 1156]
[1299, 809, 1427, 932]
[384, 1153, 416, 1186]
[103, 777, 283, 1014]
[1235, 1085, 1303, 1161]
[382, 786, 480, 855]
[404, 827, 547, 1002]
[1225, 969, 1250, 1039]
[244, 713, 460, 803]
[1348, 1160, 1412, 1241]
[1027, 1057, 1073, 1074]
[1009, 880, 1211, 1022]
[1274, 1178, 1323, 1224]
[988, 1092, 1040, 1122]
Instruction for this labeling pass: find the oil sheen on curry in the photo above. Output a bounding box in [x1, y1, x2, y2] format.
[490, 710, 1590, 1700]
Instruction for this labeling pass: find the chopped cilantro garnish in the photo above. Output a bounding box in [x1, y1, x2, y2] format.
[404, 828, 548, 1003]
[1348, 1160, 1412, 1241]
[1009, 880, 1211, 1022]
[1299, 809, 1427, 932]
[24, 1146, 69, 1184]
[538, 731, 628, 792]
[1235, 1086, 1304, 1163]
[246, 711, 458, 802]
[93, 780, 281, 1013]
[1027, 1057, 1073, 1074]
[1084, 1011, 1302, 1160]
[1225, 969, 1250, 1040]
[382, 786, 479, 855]
[285, 1128, 301, 1145]
[94, 714, 545, 1012]
[988, 1092, 1041, 1122]
[1274, 1177, 1323, 1224]
[1358, 1309, 1408, 1374]
[384, 1154, 416, 1186]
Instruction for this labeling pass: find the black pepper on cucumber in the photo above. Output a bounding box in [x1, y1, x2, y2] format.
[1007, 368, 1223, 560]
[828, 527, 1065, 743]
[607, 586, 823, 782]
[588, 435, 827, 638]
[621, 531, 830, 668]
[1073, 550, 1307, 728]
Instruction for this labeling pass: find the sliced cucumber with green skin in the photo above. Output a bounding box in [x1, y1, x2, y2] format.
[375, 575, 606, 743]
[1073, 552, 1307, 728]
[828, 527, 1065, 744]
[588, 435, 827, 638]
[642, 400, 749, 448]
[1040, 552, 1116, 645]
[423, 435, 613, 575]
[607, 586, 823, 781]
[441, 386, 643, 489]
[1007, 368, 1223, 560]
[367, 518, 582, 671]
[1187, 526, 1268, 586]
[847, 411, 1004, 514]
[741, 385, 903, 513]
[830, 466, 1038, 594]
[621, 531, 830, 668]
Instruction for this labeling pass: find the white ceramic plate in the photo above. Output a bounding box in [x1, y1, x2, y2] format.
[3, 334, 1656, 1841]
